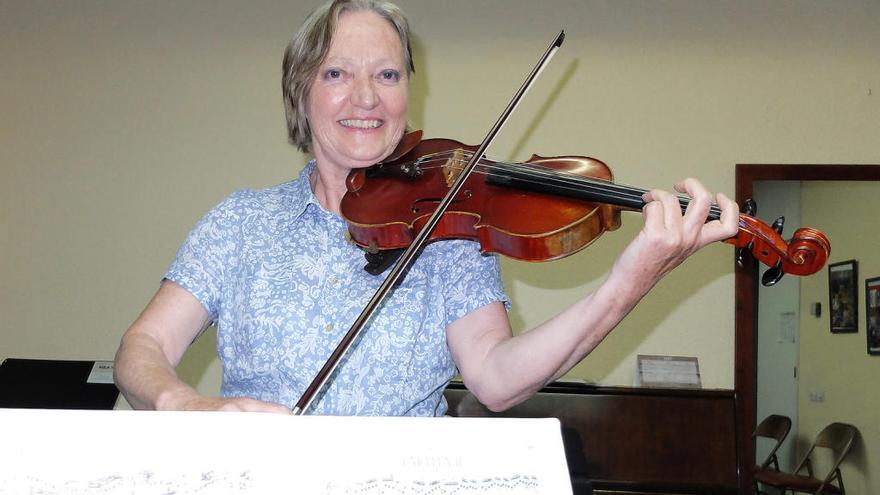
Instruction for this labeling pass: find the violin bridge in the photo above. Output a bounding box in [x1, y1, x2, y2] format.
[442, 148, 467, 187]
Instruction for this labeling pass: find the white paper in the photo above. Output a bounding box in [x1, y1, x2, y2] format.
[779, 311, 798, 343]
[0, 409, 572, 494]
[638, 355, 701, 388]
[86, 360, 115, 384]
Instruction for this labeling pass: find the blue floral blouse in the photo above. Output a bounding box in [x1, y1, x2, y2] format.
[165, 162, 509, 416]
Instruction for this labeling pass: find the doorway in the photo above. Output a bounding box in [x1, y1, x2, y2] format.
[733, 164, 880, 494]
[753, 180, 801, 471]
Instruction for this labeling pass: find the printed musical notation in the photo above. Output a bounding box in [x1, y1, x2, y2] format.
[0, 410, 571, 494]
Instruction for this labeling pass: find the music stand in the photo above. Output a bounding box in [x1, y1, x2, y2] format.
[0, 358, 119, 409]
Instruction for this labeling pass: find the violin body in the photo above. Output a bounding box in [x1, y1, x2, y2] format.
[342, 136, 623, 261]
[341, 131, 830, 282]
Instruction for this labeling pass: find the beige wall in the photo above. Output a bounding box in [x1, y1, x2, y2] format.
[1, 0, 878, 489]
[798, 182, 879, 493]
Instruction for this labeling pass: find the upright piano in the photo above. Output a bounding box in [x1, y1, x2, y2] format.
[444, 382, 740, 495]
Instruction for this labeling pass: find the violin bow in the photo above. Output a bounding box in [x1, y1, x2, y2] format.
[292, 30, 566, 415]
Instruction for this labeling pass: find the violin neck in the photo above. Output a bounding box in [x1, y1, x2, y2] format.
[485, 162, 722, 221]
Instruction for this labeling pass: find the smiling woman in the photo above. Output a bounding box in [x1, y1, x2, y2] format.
[303, 10, 410, 207]
[111, 0, 738, 417]
[282, 2, 413, 193]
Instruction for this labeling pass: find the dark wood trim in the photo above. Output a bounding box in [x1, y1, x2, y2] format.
[734, 164, 880, 494]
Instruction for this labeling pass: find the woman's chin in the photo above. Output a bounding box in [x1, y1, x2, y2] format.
[346, 147, 397, 168]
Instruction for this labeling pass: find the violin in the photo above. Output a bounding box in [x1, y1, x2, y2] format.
[341, 130, 831, 286]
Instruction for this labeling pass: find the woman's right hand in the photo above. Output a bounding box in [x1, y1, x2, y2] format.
[115, 280, 293, 413]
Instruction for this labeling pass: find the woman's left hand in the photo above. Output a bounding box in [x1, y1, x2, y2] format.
[610, 177, 739, 292]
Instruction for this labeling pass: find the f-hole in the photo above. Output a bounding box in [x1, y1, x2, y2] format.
[411, 189, 473, 214]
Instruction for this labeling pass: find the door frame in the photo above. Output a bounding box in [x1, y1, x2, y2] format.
[734, 164, 880, 493]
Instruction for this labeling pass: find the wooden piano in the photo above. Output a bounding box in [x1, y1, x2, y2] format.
[444, 381, 740, 495]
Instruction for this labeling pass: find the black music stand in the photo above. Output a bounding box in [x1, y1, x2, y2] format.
[0, 358, 119, 409]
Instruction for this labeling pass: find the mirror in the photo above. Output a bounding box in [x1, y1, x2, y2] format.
[734, 164, 880, 489]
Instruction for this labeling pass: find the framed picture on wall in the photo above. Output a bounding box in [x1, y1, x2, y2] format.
[829, 259, 858, 333]
[866, 276, 880, 355]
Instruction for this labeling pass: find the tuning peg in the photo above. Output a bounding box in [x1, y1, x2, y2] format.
[762, 260, 785, 286]
[741, 198, 757, 216]
[770, 216, 785, 235]
[736, 241, 754, 268]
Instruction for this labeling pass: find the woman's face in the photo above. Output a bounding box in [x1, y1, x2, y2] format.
[307, 10, 408, 176]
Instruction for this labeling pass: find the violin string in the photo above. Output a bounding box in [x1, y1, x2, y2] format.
[414, 150, 666, 204]
[418, 155, 669, 211]
[491, 159, 650, 203]
[403, 150, 723, 219]
[486, 156, 724, 219]
[413, 150, 643, 202]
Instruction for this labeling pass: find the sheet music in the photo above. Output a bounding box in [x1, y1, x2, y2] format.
[85, 360, 115, 384]
[637, 354, 701, 388]
[0, 409, 571, 494]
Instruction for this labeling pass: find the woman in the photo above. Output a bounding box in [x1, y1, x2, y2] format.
[113, 0, 739, 415]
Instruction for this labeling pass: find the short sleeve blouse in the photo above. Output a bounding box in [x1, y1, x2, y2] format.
[165, 162, 509, 415]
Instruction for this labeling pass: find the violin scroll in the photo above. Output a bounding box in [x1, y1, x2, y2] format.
[728, 210, 831, 286]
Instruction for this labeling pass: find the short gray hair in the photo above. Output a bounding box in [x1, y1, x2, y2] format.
[282, 0, 415, 153]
